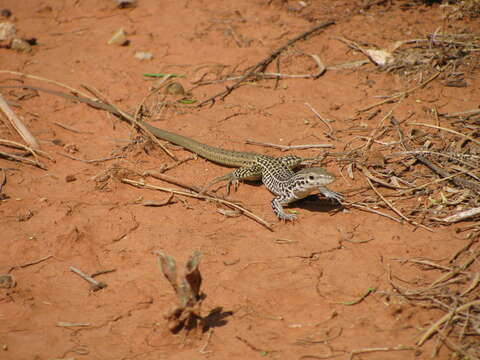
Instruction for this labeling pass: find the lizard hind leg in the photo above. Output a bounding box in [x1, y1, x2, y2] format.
[201, 165, 264, 195]
[200, 173, 239, 195]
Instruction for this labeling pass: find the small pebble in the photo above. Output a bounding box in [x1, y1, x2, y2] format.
[165, 82, 185, 96]
[0, 274, 15, 289]
[10, 38, 32, 52]
[0, 21, 16, 41]
[65, 175, 77, 182]
[134, 51, 153, 60]
[114, 0, 136, 8]
[108, 28, 128, 46]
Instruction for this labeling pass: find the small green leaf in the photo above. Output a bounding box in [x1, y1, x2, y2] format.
[143, 73, 185, 78]
[178, 99, 197, 104]
[342, 287, 376, 306]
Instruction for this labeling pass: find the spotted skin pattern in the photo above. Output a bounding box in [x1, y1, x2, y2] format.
[254, 155, 342, 220]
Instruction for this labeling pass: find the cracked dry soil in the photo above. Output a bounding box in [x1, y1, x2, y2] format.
[1, 1, 479, 360]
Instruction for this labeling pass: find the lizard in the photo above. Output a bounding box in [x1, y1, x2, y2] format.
[137, 120, 343, 221]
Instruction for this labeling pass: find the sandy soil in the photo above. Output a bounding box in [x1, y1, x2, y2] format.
[1, 1, 478, 359]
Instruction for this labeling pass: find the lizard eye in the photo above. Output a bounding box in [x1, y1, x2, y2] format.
[308, 175, 315, 181]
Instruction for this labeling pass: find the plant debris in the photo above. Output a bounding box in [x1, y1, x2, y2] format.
[387, 238, 480, 358]
[156, 250, 205, 333]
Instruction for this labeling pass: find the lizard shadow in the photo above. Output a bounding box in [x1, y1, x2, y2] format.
[212, 183, 342, 214]
[291, 194, 343, 213]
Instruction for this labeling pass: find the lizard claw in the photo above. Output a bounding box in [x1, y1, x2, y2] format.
[319, 186, 343, 203]
[278, 212, 297, 221]
[272, 198, 297, 221]
[226, 179, 240, 195]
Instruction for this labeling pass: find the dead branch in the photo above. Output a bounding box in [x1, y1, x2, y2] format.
[197, 21, 335, 107]
[391, 117, 480, 194]
[121, 178, 272, 230]
[0, 150, 47, 169]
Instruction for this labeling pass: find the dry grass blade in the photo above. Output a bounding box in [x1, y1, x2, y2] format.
[349, 345, 415, 360]
[347, 203, 403, 223]
[364, 174, 432, 231]
[441, 108, 480, 119]
[388, 239, 480, 357]
[358, 66, 446, 112]
[401, 166, 480, 194]
[408, 122, 480, 146]
[81, 85, 177, 160]
[245, 138, 333, 151]
[54, 121, 93, 134]
[0, 70, 92, 98]
[0, 150, 47, 169]
[0, 93, 39, 149]
[254, 53, 326, 79]
[57, 152, 125, 163]
[417, 300, 480, 346]
[460, 272, 480, 297]
[305, 102, 333, 134]
[439, 207, 480, 223]
[430, 252, 478, 287]
[0, 139, 53, 161]
[143, 170, 204, 194]
[365, 179, 407, 222]
[357, 164, 409, 190]
[0, 84, 178, 161]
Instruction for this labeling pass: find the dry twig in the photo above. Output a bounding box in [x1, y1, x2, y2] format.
[417, 300, 480, 346]
[121, 178, 272, 230]
[57, 152, 125, 163]
[197, 21, 335, 106]
[0, 150, 47, 169]
[358, 64, 450, 113]
[8, 255, 53, 272]
[349, 345, 415, 360]
[70, 266, 107, 292]
[245, 138, 333, 151]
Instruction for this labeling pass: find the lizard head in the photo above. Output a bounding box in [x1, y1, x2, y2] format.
[294, 167, 336, 185]
[290, 167, 341, 201]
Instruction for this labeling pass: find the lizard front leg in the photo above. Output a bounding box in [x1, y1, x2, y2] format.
[318, 186, 343, 202]
[271, 194, 297, 221]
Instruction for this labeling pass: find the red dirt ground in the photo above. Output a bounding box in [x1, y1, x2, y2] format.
[1, 1, 478, 359]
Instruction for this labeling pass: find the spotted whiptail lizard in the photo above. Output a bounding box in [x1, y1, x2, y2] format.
[138, 121, 343, 221]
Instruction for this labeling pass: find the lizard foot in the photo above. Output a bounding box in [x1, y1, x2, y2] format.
[319, 186, 343, 203]
[272, 199, 297, 221]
